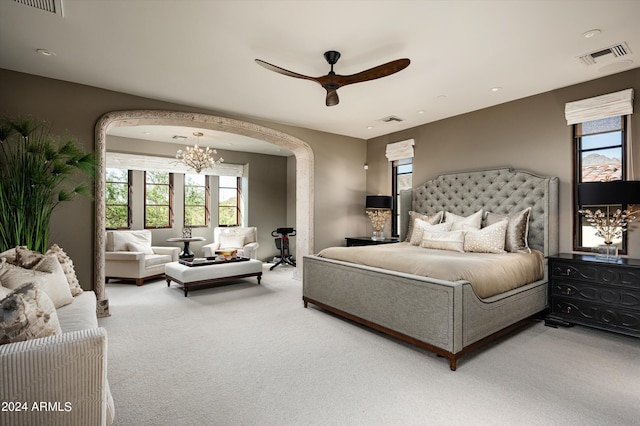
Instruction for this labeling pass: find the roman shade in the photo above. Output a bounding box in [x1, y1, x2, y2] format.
[385, 139, 415, 161]
[106, 152, 244, 176]
[564, 88, 633, 125]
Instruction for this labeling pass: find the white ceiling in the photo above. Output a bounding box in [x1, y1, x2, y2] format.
[1, 0, 639, 154]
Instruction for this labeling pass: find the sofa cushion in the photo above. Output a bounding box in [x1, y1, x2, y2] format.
[219, 227, 256, 244]
[107, 230, 152, 252]
[45, 244, 84, 296]
[145, 254, 172, 268]
[0, 282, 62, 345]
[0, 256, 74, 308]
[15, 246, 42, 269]
[0, 285, 11, 299]
[56, 291, 98, 333]
[219, 235, 246, 249]
[127, 242, 154, 255]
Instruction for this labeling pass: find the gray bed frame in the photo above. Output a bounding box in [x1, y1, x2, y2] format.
[303, 167, 559, 370]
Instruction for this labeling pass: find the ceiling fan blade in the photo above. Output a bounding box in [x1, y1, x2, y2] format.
[335, 58, 411, 86]
[325, 89, 339, 107]
[255, 59, 317, 82]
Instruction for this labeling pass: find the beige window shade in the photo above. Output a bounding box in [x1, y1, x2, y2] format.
[565, 88, 634, 125]
[106, 152, 244, 176]
[385, 139, 415, 161]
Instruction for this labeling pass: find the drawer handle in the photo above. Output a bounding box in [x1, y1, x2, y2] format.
[562, 306, 572, 314]
[562, 287, 571, 295]
[560, 268, 572, 276]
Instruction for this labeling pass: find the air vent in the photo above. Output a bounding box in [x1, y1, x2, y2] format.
[171, 135, 187, 140]
[12, 0, 64, 16]
[378, 115, 404, 123]
[578, 42, 631, 66]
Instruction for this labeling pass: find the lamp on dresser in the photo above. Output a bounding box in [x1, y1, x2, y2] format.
[365, 195, 393, 241]
[578, 180, 640, 259]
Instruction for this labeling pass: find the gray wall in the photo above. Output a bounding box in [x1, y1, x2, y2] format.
[107, 136, 289, 261]
[366, 68, 640, 257]
[0, 68, 367, 288]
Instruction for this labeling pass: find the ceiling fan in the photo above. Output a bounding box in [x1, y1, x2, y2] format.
[255, 51, 410, 106]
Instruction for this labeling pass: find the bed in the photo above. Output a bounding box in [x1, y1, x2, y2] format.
[302, 167, 559, 370]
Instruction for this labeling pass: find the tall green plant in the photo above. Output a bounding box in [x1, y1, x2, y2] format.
[0, 116, 95, 253]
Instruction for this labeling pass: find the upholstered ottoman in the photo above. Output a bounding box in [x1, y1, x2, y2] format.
[165, 259, 263, 296]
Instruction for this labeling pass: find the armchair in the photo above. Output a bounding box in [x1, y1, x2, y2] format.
[202, 227, 259, 259]
[105, 230, 179, 286]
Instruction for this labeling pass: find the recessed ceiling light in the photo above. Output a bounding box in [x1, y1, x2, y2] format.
[436, 95, 447, 99]
[490, 87, 502, 92]
[36, 49, 56, 56]
[583, 29, 601, 39]
[417, 110, 425, 114]
[367, 126, 374, 130]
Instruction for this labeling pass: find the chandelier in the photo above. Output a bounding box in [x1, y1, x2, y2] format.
[175, 132, 224, 174]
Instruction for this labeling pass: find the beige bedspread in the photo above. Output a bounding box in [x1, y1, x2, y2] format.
[317, 242, 544, 298]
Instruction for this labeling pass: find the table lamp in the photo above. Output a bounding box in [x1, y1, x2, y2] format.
[366, 195, 393, 241]
[577, 180, 640, 259]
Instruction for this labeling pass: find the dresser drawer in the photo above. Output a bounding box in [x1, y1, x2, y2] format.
[550, 296, 640, 336]
[550, 280, 640, 311]
[551, 261, 640, 288]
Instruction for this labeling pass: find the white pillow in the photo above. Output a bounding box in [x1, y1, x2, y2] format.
[0, 285, 11, 299]
[420, 230, 465, 252]
[409, 220, 452, 246]
[445, 210, 483, 231]
[126, 242, 154, 255]
[219, 235, 246, 249]
[463, 219, 509, 254]
[0, 255, 73, 308]
[405, 211, 443, 242]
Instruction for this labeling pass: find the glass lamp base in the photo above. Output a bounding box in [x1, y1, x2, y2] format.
[372, 231, 385, 241]
[596, 244, 618, 260]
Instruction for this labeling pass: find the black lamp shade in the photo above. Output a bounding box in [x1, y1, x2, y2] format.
[366, 195, 393, 209]
[577, 181, 640, 206]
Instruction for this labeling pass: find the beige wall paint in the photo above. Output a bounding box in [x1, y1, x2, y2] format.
[0, 68, 366, 288]
[107, 135, 289, 261]
[367, 68, 640, 257]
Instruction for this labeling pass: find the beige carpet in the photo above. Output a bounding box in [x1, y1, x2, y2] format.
[100, 264, 640, 425]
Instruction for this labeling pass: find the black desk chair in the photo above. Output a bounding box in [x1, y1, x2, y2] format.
[270, 228, 296, 270]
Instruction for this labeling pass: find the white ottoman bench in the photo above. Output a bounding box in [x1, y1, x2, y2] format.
[165, 259, 263, 296]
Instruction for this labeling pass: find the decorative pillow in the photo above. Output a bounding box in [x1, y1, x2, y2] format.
[15, 246, 43, 269]
[0, 248, 17, 265]
[219, 235, 246, 249]
[0, 256, 73, 309]
[409, 220, 452, 246]
[463, 219, 508, 254]
[45, 244, 83, 296]
[0, 285, 11, 299]
[220, 227, 255, 244]
[484, 207, 532, 253]
[1, 282, 62, 345]
[405, 211, 443, 242]
[420, 230, 465, 252]
[126, 242, 155, 255]
[445, 210, 483, 231]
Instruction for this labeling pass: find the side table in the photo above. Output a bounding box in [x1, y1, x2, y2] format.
[167, 237, 205, 259]
[545, 253, 640, 338]
[345, 237, 400, 247]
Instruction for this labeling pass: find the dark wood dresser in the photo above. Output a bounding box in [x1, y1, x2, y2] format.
[545, 253, 640, 337]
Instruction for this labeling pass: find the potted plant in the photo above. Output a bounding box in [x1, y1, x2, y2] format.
[0, 116, 95, 253]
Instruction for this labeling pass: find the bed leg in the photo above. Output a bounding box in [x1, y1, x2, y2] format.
[303, 300, 308, 308]
[449, 358, 457, 371]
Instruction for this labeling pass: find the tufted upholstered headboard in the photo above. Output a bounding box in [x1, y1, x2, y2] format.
[399, 168, 559, 256]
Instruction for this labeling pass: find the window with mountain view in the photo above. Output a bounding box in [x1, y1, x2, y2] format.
[184, 174, 209, 227]
[145, 171, 173, 228]
[574, 116, 626, 251]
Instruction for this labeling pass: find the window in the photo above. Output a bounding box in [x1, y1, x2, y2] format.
[218, 176, 240, 226]
[392, 158, 413, 237]
[574, 116, 627, 252]
[105, 168, 131, 229]
[184, 174, 209, 227]
[145, 171, 173, 228]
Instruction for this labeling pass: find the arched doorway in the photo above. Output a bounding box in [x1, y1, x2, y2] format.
[94, 110, 314, 316]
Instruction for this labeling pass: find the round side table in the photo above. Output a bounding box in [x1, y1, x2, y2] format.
[167, 237, 205, 259]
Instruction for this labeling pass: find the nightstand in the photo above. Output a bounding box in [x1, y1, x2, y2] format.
[545, 253, 640, 337]
[345, 237, 400, 247]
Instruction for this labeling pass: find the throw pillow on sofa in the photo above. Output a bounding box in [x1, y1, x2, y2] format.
[45, 244, 83, 296]
[0, 282, 62, 345]
[0, 256, 73, 308]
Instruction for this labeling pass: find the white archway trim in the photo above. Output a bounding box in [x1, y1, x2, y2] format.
[95, 110, 314, 317]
